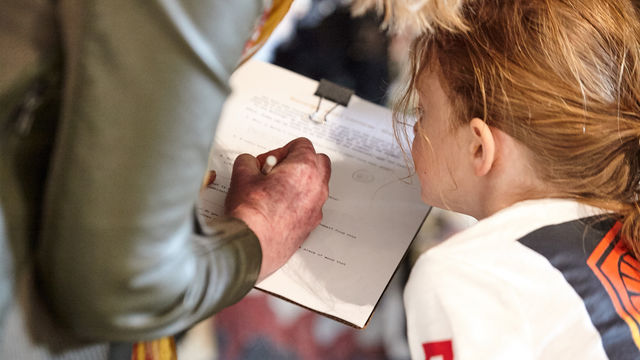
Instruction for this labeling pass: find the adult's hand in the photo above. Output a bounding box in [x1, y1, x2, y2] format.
[225, 137, 331, 281]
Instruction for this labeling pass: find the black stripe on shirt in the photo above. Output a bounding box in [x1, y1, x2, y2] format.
[517, 216, 639, 359]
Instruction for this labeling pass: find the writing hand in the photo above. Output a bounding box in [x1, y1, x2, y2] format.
[225, 137, 331, 281]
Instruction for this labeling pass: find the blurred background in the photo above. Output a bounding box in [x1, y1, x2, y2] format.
[179, 1, 475, 359]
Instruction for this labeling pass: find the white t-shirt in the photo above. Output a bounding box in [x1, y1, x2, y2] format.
[404, 199, 640, 360]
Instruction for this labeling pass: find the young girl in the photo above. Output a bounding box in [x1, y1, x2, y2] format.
[373, 0, 640, 358]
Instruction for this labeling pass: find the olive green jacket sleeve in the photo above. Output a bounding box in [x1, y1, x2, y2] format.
[31, 0, 263, 341]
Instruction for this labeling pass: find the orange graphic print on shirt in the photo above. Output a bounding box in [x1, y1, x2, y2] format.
[587, 221, 640, 351]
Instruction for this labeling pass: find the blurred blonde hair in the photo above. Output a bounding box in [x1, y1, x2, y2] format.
[388, 0, 640, 255]
[351, 0, 469, 34]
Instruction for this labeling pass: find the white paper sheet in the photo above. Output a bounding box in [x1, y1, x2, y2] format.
[198, 60, 430, 328]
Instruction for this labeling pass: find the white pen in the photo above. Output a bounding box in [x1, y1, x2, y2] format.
[261, 155, 278, 175]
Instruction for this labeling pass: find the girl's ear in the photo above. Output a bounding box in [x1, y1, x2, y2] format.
[469, 118, 495, 177]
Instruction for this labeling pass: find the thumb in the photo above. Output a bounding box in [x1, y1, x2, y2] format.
[232, 153, 261, 178]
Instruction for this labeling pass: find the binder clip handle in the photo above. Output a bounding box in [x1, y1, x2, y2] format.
[309, 79, 354, 123]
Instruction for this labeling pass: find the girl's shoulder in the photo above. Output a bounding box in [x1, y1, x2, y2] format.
[407, 200, 640, 359]
[423, 198, 608, 257]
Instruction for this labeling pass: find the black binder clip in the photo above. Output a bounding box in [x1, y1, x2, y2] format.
[309, 79, 354, 123]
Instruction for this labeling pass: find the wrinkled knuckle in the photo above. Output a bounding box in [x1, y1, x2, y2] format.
[297, 137, 313, 146]
[318, 153, 330, 164]
[294, 137, 316, 153]
[301, 149, 315, 161]
[299, 152, 317, 170]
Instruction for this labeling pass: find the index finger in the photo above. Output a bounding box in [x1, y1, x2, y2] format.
[256, 137, 316, 165]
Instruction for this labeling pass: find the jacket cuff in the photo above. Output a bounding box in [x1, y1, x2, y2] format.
[194, 214, 262, 309]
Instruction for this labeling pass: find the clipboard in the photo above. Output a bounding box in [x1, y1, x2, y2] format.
[199, 60, 431, 329]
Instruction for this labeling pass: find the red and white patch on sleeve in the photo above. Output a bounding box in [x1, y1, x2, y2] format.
[422, 340, 453, 360]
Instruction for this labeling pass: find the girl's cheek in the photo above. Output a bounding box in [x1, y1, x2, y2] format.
[411, 138, 420, 162]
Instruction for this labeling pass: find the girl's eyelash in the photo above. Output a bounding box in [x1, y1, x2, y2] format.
[409, 106, 424, 123]
[414, 106, 424, 119]
[398, 107, 424, 128]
